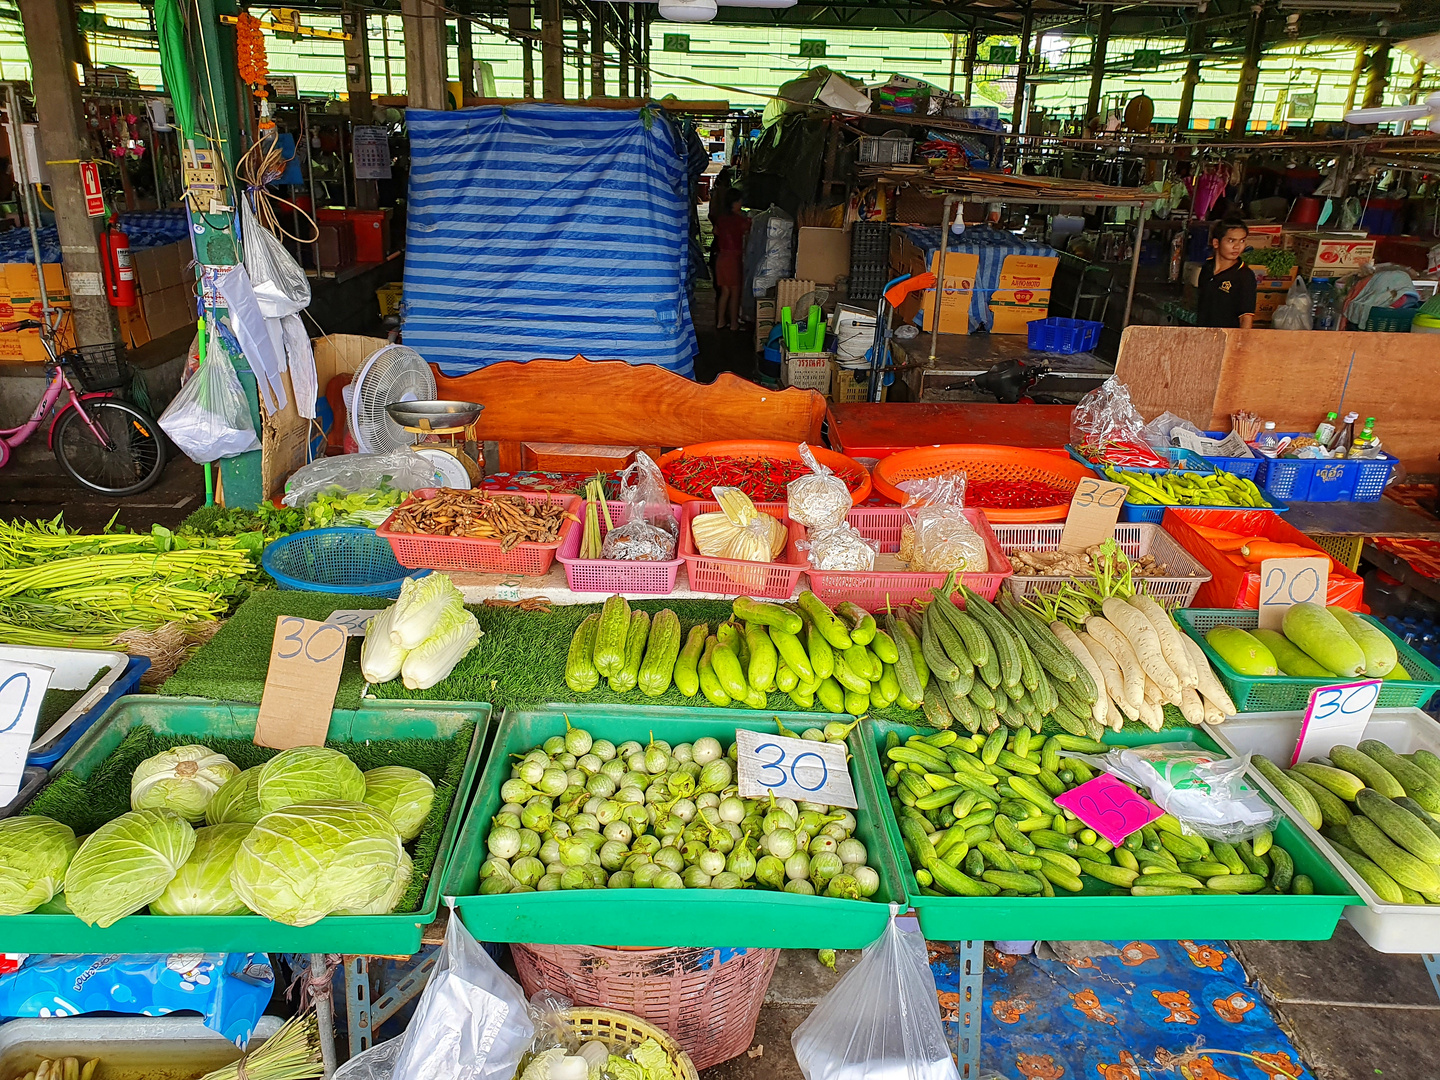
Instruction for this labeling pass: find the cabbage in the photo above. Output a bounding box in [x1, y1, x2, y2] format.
[389, 574, 464, 650]
[632, 1039, 675, 1080]
[64, 809, 196, 927]
[151, 823, 252, 915]
[231, 801, 404, 926]
[257, 747, 366, 814]
[131, 744, 240, 822]
[361, 605, 408, 684]
[400, 605, 481, 690]
[337, 847, 412, 915]
[207, 767, 264, 825]
[362, 766, 436, 841]
[0, 816, 78, 915]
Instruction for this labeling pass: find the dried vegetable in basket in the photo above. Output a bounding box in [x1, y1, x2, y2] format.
[1008, 545, 1189, 579]
[689, 488, 786, 562]
[895, 474, 987, 574]
[386, 490, 572, 551]
[790, 443, 875, 572]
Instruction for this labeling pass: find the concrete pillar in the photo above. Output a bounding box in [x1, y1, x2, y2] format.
[1230, 6, 1265, 137]
[456, 3, 474, 101]
[402, 0, 448, 110]
[1085, 6, 1113, 124]
[540, 0, 564, 101]
[1012, 7, 1033, 135]
[509, 3, 535, 99]
[1363, 43, 1391, 110]
[1343, 46, 1366, 115]
[18, 0, 120, 348]
[343, 4, 378, 209]
[1175, 19, 1202, 130]
[591, 12, 605, 97]
[963, 30, 977, 106]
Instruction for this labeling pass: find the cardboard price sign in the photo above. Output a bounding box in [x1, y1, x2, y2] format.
[327, 609, 380, 637]
[1058, 477, 1128, 553]
[1053, 774, 1162, 845]
[1257, 556, 1330, 631]
[735, 729, 857, 809]
[0, 659, 52, 803]
[254, 617, 349, 750]
[1291, 679, 1381, 766]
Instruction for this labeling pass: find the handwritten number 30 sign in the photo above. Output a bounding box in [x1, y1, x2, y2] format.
[275, 618, 347, 663]
[753, 742, 830, 793]
[0, 672, 33, 735]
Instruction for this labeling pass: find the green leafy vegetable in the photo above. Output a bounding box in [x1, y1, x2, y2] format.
[257, 747, 366, 814]
[362, 766, 436, 841]
[64, 808, 196, 927]
[0, 816, 77, 915]
[150, 823, 252, 915]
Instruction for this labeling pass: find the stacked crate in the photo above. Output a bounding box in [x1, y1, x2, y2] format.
[848, 222, 890, 304]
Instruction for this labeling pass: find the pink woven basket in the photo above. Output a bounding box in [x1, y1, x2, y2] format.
[376, 489, 580, 576]
[554, 500, 684, 595]
[678, 500, 807, 600]
[510, 944, 779, 1071]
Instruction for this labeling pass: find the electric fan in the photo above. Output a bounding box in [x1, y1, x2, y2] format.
[346, 344, 437, 453]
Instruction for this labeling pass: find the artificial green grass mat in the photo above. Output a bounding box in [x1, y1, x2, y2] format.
[35, 689, 87, 739]
[25, 720, 475, 914]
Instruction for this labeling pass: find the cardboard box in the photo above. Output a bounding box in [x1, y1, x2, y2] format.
[987, 288, 1050, 334]
[996, 254, 1058, 291]
[897, 286, 972, 334]
[817, 72, 870, 114]
[1253, 288, 1290, 325]
[132, 241, 190, 296]
[3, 262, 67, 302]
[1251, 266, 1298, 291]
[1242, 223, 1284, 251]
[892, 239, 979, 288]
[781, 347, 832, 394]
[1292, 233, 1376, 275]
[141, 283, 197, 341]
[118, 301, 150, 349]
[795, 227, 849, 285]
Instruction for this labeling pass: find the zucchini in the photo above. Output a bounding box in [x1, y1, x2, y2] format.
[732, 596, 803, 635]
[835, 602, 878, 645]
[798, 590, 852, 649]
[638, 609, 682, 697]
[592, 595, 631, 676]
[1253, 755, 1323, 829]
[744, 621, 779, 692]
[565, 614, 602, 692]
[1347, 816, 1440, 892]
[769, 626, 815, 684]
[1333, 844, 1407, 903]
[1359, 740, 1440, 813]
[673, 622, 708, 698]
[608, 610, 651, 693]
[870, 628, 900, 665]
[1330, 744, 1406, 800]
[1356, 789, 1440, 863]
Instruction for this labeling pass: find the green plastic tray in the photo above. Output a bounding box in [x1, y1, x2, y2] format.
[2, 696, 490, 955]
[445, 703, 906, 948]
[864, 721, 1358, 941]
[1175, 608, 1440, 712]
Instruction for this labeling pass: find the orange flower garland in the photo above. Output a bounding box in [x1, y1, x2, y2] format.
[236, 12, 269, 98]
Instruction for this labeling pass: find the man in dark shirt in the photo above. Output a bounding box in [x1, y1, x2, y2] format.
[1196, 218, 1256, 329]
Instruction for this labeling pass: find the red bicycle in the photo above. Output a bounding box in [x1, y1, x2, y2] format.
[0, 314, 166, 496]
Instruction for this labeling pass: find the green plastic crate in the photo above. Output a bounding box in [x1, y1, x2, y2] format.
[445, 703, 906, 948]
[864, 721, 1357, 941]
[1174, 608, 1440, 712]
[1, 696, 489, 954]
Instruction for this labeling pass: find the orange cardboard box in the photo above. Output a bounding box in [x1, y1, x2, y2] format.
[988, 288, 1051, 334]
[3, 262, 67, 301]
[897, 287, 973, 334]
[996, 254, 1057, 291]
[1292, 233, 1376, 275]
[1253, 288, 1289, 325]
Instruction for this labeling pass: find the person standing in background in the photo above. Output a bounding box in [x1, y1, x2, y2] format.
[710, 189, 750, 332]
[1196, 218, 1256, 329]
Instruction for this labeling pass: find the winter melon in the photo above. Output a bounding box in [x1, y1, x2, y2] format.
[1206, 625, 1279, 676]
[1251, 628, 1336, 679]
[1328, 606, 1398, 677]
[1282, 602, 1367, 679]
[1383, 660, 1413, 681]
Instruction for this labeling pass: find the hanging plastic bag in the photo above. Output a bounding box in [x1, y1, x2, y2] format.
[385, 911, 534, 1080]
[241, 196, 310, 319]
[787, 443, 852, 529]
[792, 914, 959, 1080]
[282, 451, 445, 507]
[895, 473, 987, 574]
[157, 353, 261, 463]
[1272, 275, 1314, 331]
[601, 451, 678, 561]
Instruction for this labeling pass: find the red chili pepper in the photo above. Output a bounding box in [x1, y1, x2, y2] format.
[663, 454, 857, 501]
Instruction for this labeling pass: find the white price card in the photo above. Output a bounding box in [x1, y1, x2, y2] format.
[1257, 556, 1330, 631]
[735, 729, 857, 809]
[0, 659, 52, 803]
[1291, 679, 1381, 766]
[326, 609, 380, 637]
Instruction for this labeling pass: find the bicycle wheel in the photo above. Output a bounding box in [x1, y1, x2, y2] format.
[54, 398, 167, 496]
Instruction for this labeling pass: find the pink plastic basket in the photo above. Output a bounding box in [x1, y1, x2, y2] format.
[802, 506, 1013, 608]
[678, 500, 808, 599]
[376, 489, 581, 575]
[555, 500, 684, 595]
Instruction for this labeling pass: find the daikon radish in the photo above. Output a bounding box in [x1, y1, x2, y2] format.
[1180, 633, 1238, 717]
[1085, 616, 1145, 712]
[1101, 598, 1180, 697]
[1051, 620, 1109, 729]
[1079, 630, 1128, 715]
[1128, 592, 1197, 688]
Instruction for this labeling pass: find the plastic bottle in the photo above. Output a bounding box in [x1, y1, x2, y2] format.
[1256, 422, 1280, 455]
[1314, 411, 1339, 448]
[1334, 411, 1360, 458]
[1352, 418, 1383, 459]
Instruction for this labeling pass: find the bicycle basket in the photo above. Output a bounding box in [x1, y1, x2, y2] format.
[64, 344, 130, 393]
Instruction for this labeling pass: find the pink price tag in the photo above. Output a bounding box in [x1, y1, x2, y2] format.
[1053, 775, 1163, 846]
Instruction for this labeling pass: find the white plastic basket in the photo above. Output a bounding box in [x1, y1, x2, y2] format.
[989, 522, 1211, 609]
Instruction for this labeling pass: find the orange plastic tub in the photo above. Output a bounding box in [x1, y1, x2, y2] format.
[871, 444, 1092, 523]
[657, 440, 871, 505]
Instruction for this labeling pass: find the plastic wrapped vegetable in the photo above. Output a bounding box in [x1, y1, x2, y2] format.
[786, 443, 852, 528]
[690, 487, 786, 562]
[798, 519, 877, 572]
[601, 451, 678, 562]
[895, 473, 988, 574]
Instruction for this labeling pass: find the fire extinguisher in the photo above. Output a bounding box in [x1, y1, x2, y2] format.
[99, 219, 135, 307]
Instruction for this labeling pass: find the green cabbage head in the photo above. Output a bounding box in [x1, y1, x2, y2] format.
[362, 766, 436, 841]
[206, 767, 264, 826]
[151, 823, 253, 916]
[0, 816, 78, 915]
[257, 747, 365, 814]
[64, 809, 196, 927]
[131, 744, 240, 822]
[338, 847, 413, 915]
[231, 801, 404, 926]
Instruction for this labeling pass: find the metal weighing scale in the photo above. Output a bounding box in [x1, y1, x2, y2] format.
[385, 401, 485, 489]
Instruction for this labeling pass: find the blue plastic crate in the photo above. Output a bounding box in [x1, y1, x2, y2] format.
[263, 527, 431, 598]
[1259, 434, 1398, 503]
[26, 652, 149, 768]
[1027, 317, 1101, 354]
[1070, 448, 1288, 519]
[1198, 431, 1264, 482]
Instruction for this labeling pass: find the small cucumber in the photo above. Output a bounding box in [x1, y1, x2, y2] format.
[836, 602, 878, 645]
[798, 591, 853, 649]
[672, 622, 708, 698]
[732, 596, 803, 635]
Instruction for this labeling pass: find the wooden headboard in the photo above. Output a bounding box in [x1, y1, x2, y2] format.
[434, 357, 828, 470]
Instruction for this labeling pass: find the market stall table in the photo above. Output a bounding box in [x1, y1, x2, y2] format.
[1283, 499, 1440, 539]
[893, 331, 1113, 393]
[826, 402, 1076, 461]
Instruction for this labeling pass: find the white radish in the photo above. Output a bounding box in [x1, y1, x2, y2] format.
[1101, 597, 1181, 697]
[1106, 695, 1125, 732]
[1179, 633, 1238, 717]
[1051, 620, 1109, 728]
[1128, 592, 1198, 688]
[1143, 676, 1162, 706]
[1137, 698, 1164, 732]
[1202, 698, 1225, 725]
[1179, 686, 1205, 726]
[1079, 630, 1129, 715]
[1085, 616, 1145, 713]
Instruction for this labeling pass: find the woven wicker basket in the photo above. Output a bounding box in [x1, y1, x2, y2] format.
[512, 944, 778, 1071]
[559, 1008, 699, 1080]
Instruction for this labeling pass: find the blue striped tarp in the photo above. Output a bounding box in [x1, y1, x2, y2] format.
[901, 226, 1057, 332]
[403, 104, 696, 377]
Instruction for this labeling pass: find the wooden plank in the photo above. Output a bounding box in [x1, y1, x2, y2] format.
[827, 402, 1075, 458]
[1288, 499, 1440, 538]
[1113, 326, 1228, 427]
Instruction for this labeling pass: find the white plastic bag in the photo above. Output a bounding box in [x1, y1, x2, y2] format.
[1271, 276, 1314, 331]
[1087, 743, 1278, 842]
[387, 912, 534, 1080]
[282, 451, 444, 507]
[792, 915, 958, 1080]
[242, 197, 310, 319]
[157, 353, 260, 463]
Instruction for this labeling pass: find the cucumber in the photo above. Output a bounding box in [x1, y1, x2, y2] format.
[1394, 796, 1440, 844]
[1358, 740, 1440, 813]
[1140, 872, 1205, 889]
[1291, 874, 1315, 895]
[832, 649, 871, 695]
[732, 596, 803, 635]
[816, 676, 846, 714]
[1181, 861, 1232, 879]
[844, 688, 871, 718]
[769, 626, 815, 684]
[1412, 749, 1440, 785]
[565, 614, 602, 692]
[1356, 789, 1440, 863]
[709, 639, 749, 699]
[993, 815, 1036, 855]
[870, 629, 900, 665]
[697, 637, 732, 707]
[982, 869, 1043, 894]
[1330, 745, 1406, 800]
[592, 595, 631, 676]
[1040, 862, 1084, 892]
[672, 622, 708, 698]
[1332, 844, 1407, 903]
[888, 613, 926, 704]
[1252, 828, 1272, 857]
[873, 665, 901, 707]
[1159, 831, 1209, 863]
[1287, 770, 1354, 828]
[1204, 873, 1267, 893]
[835, 602, 878, 645]
[1210, 841, 1247, 876]
[1268, 845, 1294, 892]
[1030, 828, 1079, 854]
[1131, 885, 1193, 896]
[608, 610, 651, 693]
[777, 663, 799, 693]
[1292, 761, 1366, 801]
[1347, 816, 1440, 892]
[928, 859, 991, 897]
[798, 591, 852, 649]
[1253, 755, 1324, 829]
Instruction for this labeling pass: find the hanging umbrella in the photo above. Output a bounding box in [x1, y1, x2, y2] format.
[155, 0, 198, 139]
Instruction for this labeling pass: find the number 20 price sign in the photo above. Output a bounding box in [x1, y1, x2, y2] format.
[735, 729, 858, 809]
[1257, 556, 1330, 631]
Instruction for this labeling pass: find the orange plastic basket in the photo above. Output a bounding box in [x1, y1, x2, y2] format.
[657, 440, 872, 505]
[376, 489, 580, 575]
[871, 444, 1092, 523]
